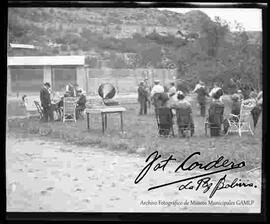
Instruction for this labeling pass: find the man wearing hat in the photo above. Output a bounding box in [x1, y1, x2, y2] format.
[168, 81, 177, 97]
[40, 82, 53, 122]
[138, 81, 148, 115]
[76, 88, 87, 119]
[193, 80, 209, 117]
[150, 80, 164, 96]
[143, 77, 151, 110]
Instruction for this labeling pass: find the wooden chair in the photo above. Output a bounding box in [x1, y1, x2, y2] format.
[205, 104, 224, 136]
[226, 99, 255, 136]
[175, 107, 194, 137]
[33, 101, 44, 120]
[63, 97, 77, 123]
[155, 107, 174, 137]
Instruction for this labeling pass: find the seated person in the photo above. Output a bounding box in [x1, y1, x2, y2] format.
[76, 89, 87, 119]
[223, 94, 241, 133]
[152, 92, 169, 108]
[170, 91, 194, 137]
[155, 96, 173, 136]
[207, 88, 224, 136]
[236, 89, 244, 101]
[251, 90, 262, 129]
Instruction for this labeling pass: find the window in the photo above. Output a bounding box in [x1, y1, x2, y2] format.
[52, 66, 77, 92]
[10, 66, 43, 92]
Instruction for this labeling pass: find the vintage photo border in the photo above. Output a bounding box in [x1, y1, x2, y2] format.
[2, 1, 268, 222]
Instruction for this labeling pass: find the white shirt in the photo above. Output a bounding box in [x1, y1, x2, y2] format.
[151, 84, 164, 96]
[168, 86, 176, 96]
[209, 87, 220, 97]
[193, 84, 203, 93]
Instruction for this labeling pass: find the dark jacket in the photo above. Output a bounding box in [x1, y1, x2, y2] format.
[40, 86, 51, 108]
[138, 86, 148, 102]
[77, 95, 86, 108]
[196, 87, 209, 103]
[231, 101, 241, 116]
[208, 100, 225, 125]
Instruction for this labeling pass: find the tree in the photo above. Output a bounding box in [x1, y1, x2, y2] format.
[141, 46, 163, 68]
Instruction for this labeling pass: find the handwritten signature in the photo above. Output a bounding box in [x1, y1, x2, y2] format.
[134, 151, 257, 198]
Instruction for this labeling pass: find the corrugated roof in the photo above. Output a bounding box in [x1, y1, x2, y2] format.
[8, 56, 85, 66]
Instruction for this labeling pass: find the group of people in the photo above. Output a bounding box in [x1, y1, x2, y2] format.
[137, 78, 263, 137]
[39, 82, 87, 122]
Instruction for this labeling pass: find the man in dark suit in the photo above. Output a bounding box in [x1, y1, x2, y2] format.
[40, 82, 53, 122]
[138, 81, 148, 115]
[76, 89, 87, 119]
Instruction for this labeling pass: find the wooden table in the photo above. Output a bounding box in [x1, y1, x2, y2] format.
[85, 107, 126, 134]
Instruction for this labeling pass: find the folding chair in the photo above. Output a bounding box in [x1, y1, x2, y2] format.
[175, 107, 194, 137]
[155, 107, 174, 137]
[205, 104, 224, 136]
[226, 99, 255, 136]
[63, 97, 77, 123]
[33, 101, 44, 120]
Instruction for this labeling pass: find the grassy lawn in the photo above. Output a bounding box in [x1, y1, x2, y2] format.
[7, 95, 262, 171]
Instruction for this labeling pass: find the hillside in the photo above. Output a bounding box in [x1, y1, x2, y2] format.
[7, 8, 262, 90]
[8, 8, 213, 52]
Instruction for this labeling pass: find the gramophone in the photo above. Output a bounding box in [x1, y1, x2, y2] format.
[98, 83, 120, 106]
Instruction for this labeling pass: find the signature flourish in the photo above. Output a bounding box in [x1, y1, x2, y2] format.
[134, 151, 257, 198]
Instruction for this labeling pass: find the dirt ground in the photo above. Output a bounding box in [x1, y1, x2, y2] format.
[6, 134, 261, 213]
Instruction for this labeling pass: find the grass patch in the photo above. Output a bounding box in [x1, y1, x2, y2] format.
[7, 95, 262, 171]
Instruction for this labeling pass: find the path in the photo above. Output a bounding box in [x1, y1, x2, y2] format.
[6, 136, 261, 213]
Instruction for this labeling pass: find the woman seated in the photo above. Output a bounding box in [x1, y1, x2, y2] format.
[170, 91, 194, 137]
[207, 88, 224, 136]
[223, 94, 241, 133]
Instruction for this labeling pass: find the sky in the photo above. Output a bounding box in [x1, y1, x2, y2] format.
[158, 8, 262, 31]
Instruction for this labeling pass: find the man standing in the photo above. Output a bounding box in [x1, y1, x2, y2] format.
[144, 77, 151, 110]
[76, 89, 87, 119]
[40, 82, 53, 122]
[193, 81, 209, 117]
[138, 81, 148, 115]
[168, 81, 176, 97]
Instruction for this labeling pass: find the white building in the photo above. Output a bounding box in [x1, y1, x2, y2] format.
[7, 56, 86, 95]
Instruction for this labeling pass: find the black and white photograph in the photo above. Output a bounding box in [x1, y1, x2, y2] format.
[6, 2, 266, 216]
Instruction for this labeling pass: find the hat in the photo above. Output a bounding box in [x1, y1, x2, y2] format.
[213, 88, 223, 99]
[144, 77, 148, 80]
[231, 94, 240, 101]
[44, 82, 51, 87]
[154, 80, 160, 84]
[249, 91, 257, 99]
[77, 88, 83, 92]
[199, 80, 204, 85]
[237, 90, 242, 93]
[177, 91, 185, 99]
[139, 81, 144, 85]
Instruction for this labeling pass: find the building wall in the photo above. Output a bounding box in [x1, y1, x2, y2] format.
[44, 66, 52, 83]
[7, 66, 177, 96]
[86, 68, 177, 95]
